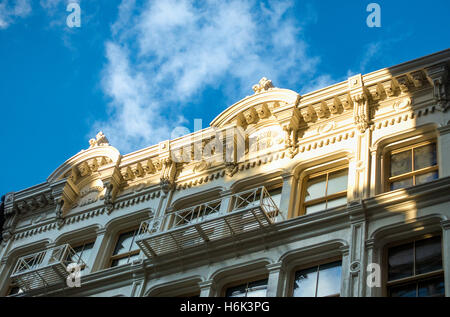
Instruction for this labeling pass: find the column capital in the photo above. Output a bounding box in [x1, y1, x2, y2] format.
[281, 172, 297, 182]
[266, 262, 285, 273]
[438, 123, 450, 136]
[441, 220, 450, 230]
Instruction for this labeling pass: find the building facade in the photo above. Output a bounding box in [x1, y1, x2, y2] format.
[1, 49, 450, 297]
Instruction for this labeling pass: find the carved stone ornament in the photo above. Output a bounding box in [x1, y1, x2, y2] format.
[352, 93, 370, 133]
[104, 183, 115, 214]
[252, 77, 274, 94]
[225, 162, 238, 177]
[89, 131, 110, 148]
[159, 158, 177, 195]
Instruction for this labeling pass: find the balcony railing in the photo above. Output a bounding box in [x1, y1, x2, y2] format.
[136, 186, 282, 258]
[10, 244, 86, 293]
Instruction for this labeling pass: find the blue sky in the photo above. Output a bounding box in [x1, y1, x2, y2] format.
[0, 0, 449, 196]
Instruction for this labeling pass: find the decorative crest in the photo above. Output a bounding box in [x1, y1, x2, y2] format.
[89, 131, 109, 148]
[252, 77, 274, 94]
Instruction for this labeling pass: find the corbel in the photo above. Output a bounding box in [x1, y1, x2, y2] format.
[103, 166, 123, 214]
[395, 75, 411, 93]
[316, 101, 329, 118]
[255, 103, 271, 119]
[348, 74, 370, 133]
[425, 63, 449, 112]
[50, 178, 80, 228]
[2, 192, 17, 243]
[409, 70, 425, 88]
[300, 105, 316, 123]
[380, 79, 398, 97]
[243, 107, 259, 125]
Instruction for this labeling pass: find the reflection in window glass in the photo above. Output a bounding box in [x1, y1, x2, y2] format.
[69, 242, 95, 266]
[225, 279, 268, 297]
[390, 150, 412, 177]
[305, 175, 327, 202]
[293, 261, 341, 297]
[415, 236, 442, 275]
[304, 169, 348, 215]
[326, 170, 348, 195]
[388, 242, 414, 281]
[111, 229, 140, 267]
[414, 144, 437, 170]
[387, 236, 444, 297]
[388, 143, 438, 191]
[415, 171, 439, 185]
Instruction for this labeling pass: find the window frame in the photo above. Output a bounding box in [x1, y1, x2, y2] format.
[383, 233, 444, 297]
[384, 140, 438, 192]
[300, 165, 349, 215]
[289, 257, 343, 297]
[109, 228, 141, 268]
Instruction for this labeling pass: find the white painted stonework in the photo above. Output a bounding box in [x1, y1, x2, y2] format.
[1, 49, 450, 297]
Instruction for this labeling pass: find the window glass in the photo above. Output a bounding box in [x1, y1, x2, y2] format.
[415, 171, 439, 185]
[418, 277, 445, 297]
[225, 279, 267, 297]
[415, 236, 442, 275]
[390, 150, 412, 177]
[293, 261, 342, 297]
[387, 236, 444, 297]
[414, 144, 437, 170]
[326, 197, 348, 209]
[111, 229, 140, 267]
[326, 170, 348, 195]
[113, 230, 138, 255]
[316, 261, 342, 297]
[305, 175, 327, 202]
[388, 242, 414, 281]
[246, 279, 268, 297]
[225, 284, 247, 297]
[293, 267, 317, 297]
[389, 283, 416, 297]
[390, 177, 413, 191]
[305, 202, 327, 215]
[69, 242, 94, 265]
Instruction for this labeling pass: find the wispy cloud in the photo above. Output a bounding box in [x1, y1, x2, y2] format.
[0, 0, 31, 29]
[95, 0, 330, 153]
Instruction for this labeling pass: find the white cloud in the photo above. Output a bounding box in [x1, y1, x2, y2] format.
[0, 0, 31, 29]
[95, 0, 330, 152]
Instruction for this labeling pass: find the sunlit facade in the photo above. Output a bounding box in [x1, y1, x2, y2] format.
[1, 49, 450, 297]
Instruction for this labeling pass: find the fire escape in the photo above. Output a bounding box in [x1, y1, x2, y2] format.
[136, 186, 283, 259]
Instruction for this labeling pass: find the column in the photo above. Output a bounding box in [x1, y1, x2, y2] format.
[339, 245, 351, 297]
[441, 220, 450, 297]
[438, 124, 450, 178]
[265, 262, 285, 297]
[90, 228, 107, 272]
[219, 190, 233, 214]
[346, 201, 367, 297]
[279, 173, 297, 220]
[199, 280, 217, 297]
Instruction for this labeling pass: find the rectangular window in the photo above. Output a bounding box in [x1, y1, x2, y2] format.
[110, 229, 140, 267]
[292, 260, 342, 297]
[225, 278, 268, 297]
[303, 168, 348, 215]
[387, 236, 444, 297]
[388, 142, 438, 191]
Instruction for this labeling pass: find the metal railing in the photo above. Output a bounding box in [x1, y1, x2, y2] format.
[10, 244, 85, 292]
[136, 186, 282, 258]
